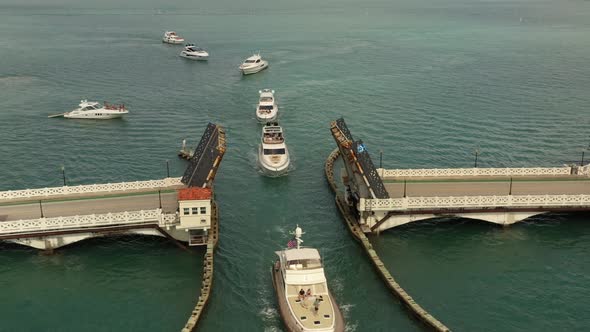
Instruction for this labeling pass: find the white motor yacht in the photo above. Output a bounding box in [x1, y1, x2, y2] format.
[258, 122, 290, 176]
[180, 44, 209, 60]
[239, 53, 269, 75]
[62, 100, 128, 119]
[162, 31, 185, 44]
[272, 226, 345, 332]
[256, 89, 278, 123]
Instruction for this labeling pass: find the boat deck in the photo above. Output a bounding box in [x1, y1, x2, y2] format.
[287, 295, 334, 330]
[272, 267, 344, 332]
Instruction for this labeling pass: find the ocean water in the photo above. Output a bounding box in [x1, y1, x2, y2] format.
[1, 0, 590, 331]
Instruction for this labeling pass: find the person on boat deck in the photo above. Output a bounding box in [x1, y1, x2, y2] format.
[313, 297, 321, 313]
[298, 289, 305, 301]
[306, 288, 312, 297]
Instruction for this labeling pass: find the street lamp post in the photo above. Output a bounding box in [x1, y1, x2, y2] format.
[509, 177, 513, 195]
[166, 160, 170, 178]
[582, 151, 585, 167]
[403, 179, 407, 198]
[474, 149, 479, 168]
[39, 200, 44, 218]
[158, 190, 162, 209]
[379, 150, 383, 169]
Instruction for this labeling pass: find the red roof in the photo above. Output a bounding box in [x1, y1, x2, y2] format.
[178, 187, 212, 201]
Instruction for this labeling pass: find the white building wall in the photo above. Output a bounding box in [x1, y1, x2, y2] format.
[178, 199, 211, 230]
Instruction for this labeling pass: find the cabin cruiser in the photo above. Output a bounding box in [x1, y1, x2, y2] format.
[256, 89, 278, 123]
[180, 44, 209, 60]
[258, 122, 290, 176]
[63, 100, 128, 119]
[272, 226, 345, 332]
[239, 53, 268, 75]
[162, 31, 185, 44]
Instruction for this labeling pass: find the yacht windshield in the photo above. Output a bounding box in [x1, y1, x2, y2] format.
[245, 60, 256, 63]
[263, 148, 285, 155]
[287, 259, 322, 270]
[259, 105, 273, 110]
[83, 105, 96, 110]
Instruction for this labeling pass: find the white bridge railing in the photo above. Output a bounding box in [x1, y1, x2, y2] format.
[0, 209, 179, 235]
[0, 177, 183, 201]
[377, 165, 590, 178]
[360, 194, 590, 211]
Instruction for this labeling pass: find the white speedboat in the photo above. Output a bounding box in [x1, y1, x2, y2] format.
[162, 31, 185, 44]
[256, 89, 278, 123]
[258, 122, 290, 176]
[62, 100, 128, 119]
[180, 44, 209, 60]
[272, 226, 345, 332]
[239, 53, 269, 75]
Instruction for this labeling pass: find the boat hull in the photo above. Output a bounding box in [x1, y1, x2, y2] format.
[163, 39, 184, 44]
[271, 263, 345, 332]
[241, 62, 269, 75]
[64, 112, 127, 120]
[180, 53, 209, 60]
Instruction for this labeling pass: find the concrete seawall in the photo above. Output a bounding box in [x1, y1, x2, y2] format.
[181, 201, 219, 332]
[325, 148, 451, 332]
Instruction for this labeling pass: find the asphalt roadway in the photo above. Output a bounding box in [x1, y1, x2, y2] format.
[0, 191, 178, 222]
[384, 179, 590, 198]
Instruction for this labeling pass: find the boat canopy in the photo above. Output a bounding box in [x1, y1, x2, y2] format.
[284, 248, 321, 261]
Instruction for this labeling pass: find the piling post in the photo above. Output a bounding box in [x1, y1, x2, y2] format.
[61, 165, 66, 186]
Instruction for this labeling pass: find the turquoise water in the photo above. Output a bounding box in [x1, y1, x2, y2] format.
[1, 0, 590, 331]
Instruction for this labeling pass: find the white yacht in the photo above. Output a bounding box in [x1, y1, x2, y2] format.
[239, 53, 269, 75]
[258, 122, 290, 176]
[162, 31, 185, 44]
[62, 100, 128, 119]
[272, 226, 345, 332]
[180, 44, 209, 60]
[256, 89, 278, 123]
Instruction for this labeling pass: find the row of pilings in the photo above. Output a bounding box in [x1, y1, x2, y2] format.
[181, 201, 219, 332]
[325, 148, 451, 332]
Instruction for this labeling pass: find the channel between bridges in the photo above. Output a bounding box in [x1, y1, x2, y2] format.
[330, 118, 590, 234]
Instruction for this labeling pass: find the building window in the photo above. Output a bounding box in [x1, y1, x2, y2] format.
[192, 207, 199, 214]
[183, 208, 190, 215]
[200, 207, 206, 214]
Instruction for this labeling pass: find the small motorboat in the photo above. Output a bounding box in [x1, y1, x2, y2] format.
[56, 100, 128, 119]
[162, 31, 185, 44]
[256, 89, 278, 123]
[239, 53, 269, 75]
[272, 225, 345, 332]
[179, 44, 209, 60]
[258, 122, 290, 176]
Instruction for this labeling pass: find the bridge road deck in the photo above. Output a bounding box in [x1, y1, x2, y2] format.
[384, 177, 590, 198]
[0, 191, 179, 222]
